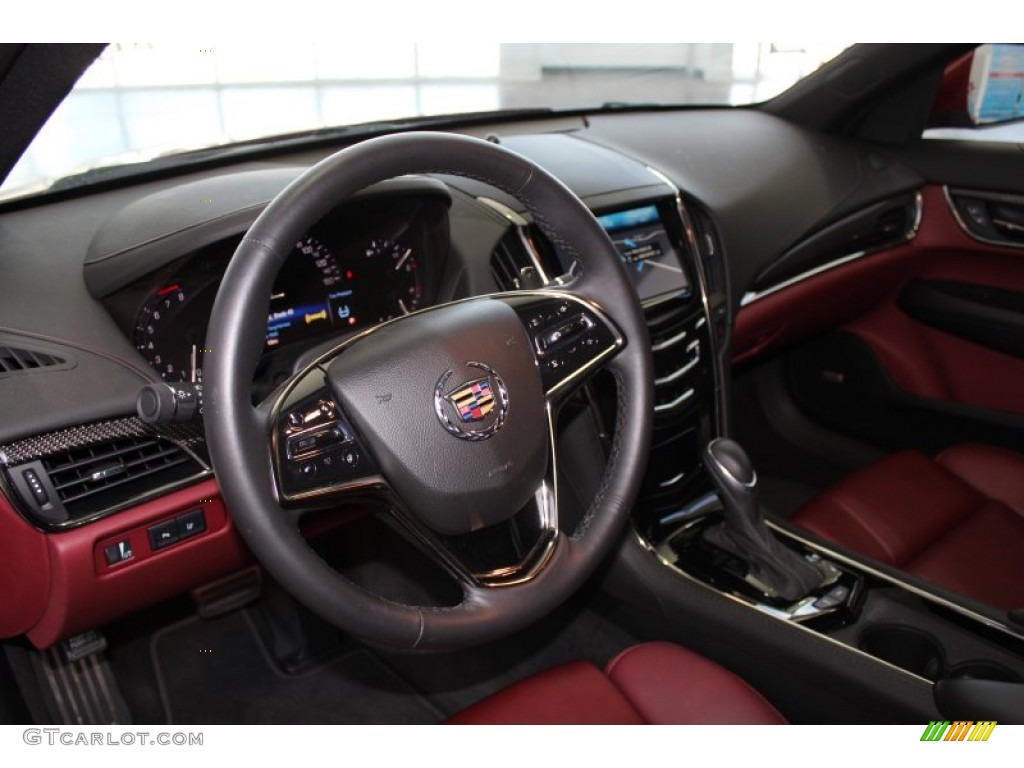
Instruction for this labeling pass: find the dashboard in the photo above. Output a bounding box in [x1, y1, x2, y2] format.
[0, 106, 939, 648]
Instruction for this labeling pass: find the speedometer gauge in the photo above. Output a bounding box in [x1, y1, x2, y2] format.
[265, 235, 346, 348]
[361, 238, 423, 321]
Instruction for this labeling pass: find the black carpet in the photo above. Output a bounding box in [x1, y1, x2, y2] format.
[150, 611, 442, 725]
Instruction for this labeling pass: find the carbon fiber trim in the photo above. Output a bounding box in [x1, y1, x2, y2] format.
[0, 417, 209, 468]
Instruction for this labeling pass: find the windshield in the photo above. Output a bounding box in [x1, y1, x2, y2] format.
[1, 42, 850, 201]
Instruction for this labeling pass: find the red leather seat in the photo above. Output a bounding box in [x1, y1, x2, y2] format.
[447, 641, 786, 725]
[792, 444, 1024, 610]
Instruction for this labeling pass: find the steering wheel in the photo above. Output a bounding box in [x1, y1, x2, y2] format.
[204, 132, 653, 651]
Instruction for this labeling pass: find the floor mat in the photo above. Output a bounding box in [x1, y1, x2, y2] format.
[150, 610, 442, 724]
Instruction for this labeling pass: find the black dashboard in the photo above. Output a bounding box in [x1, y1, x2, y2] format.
[0, 111, 930, 536]
[0, 113, 926, 448]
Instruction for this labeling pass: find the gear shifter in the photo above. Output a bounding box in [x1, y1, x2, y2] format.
[702, 438, 831, 601]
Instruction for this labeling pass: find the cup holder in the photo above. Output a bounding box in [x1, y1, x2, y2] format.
[948, 661, 1022, 683]
[859, 625, 945, 680]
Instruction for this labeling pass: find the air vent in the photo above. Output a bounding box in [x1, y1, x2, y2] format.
[635, 296, 712, 518]
[6, 433, 207, 528]
[491, 232, 529, 290]
[858, 204, 914, 252]
[752, 192, 920, 295]
[0, 345, 67, 376]
[645, 298, 704, 421]
[490, 226, 564, 291]
[42, 435, 201, 519]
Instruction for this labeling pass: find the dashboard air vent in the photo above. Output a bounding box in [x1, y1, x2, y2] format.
[752, 192, 920, 294]
[645, 298, 703, 421]
[490, 226, 563, 291]
[2, 434, 207, 528]
[39, 435, 203, 522]
[490, 232, 528, 290]
[0, 345, 67, 376]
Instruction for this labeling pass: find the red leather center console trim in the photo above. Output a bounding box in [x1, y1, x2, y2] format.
[0, 493, 51, 638]
[25, 478, 250, 649]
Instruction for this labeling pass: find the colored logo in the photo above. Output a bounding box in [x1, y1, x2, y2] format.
[434, 362, 509, 441]
[448, 378, 494, 422]
[920, 721, 997, 742]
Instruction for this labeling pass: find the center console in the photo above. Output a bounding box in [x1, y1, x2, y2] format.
[619, 183, 1024, 723]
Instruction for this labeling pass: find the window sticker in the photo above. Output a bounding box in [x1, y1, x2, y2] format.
[970, 44, 1024, 123]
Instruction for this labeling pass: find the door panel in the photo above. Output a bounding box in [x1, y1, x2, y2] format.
[843, 185, 1024, 417]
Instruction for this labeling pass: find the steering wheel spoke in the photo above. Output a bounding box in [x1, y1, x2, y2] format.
[379, 402, 562, 588]
[500, 291, 625, 402]
[265, 367, 385, 509]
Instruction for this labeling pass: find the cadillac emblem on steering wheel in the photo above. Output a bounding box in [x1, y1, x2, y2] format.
[434, 361, 509, 441]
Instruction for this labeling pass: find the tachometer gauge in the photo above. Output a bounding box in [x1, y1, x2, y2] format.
[134, 278, 218, 382]
[360, 238, 424, 321]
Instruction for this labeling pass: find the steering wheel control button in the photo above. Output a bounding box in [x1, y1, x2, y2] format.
[434, 362, 509, 441]
[273, 382, 380, 500]
[148, 519, 180, 550]
[177, 509, 207, 539]
[103, 540, 134, 566]
[286, 426, 346, 459]
[511, 296, 623, 396]
[536, 313, 595, 354]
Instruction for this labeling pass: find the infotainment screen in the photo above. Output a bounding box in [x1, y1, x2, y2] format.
[596, 204, 690, 301]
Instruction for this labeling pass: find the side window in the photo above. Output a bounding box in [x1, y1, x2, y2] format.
[924, 44, 1024, 143]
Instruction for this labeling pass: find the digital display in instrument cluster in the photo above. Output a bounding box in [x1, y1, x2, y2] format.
[264, 235, 422, 350]
[596, 204, 690, 301]
[133, 230, 426, 382]
[127, 194, 446, 384]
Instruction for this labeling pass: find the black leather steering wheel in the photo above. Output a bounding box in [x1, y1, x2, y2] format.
[204, 132, 653, 650]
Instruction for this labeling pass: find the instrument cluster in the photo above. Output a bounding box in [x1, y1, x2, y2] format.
[119, 194, 449, 385]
